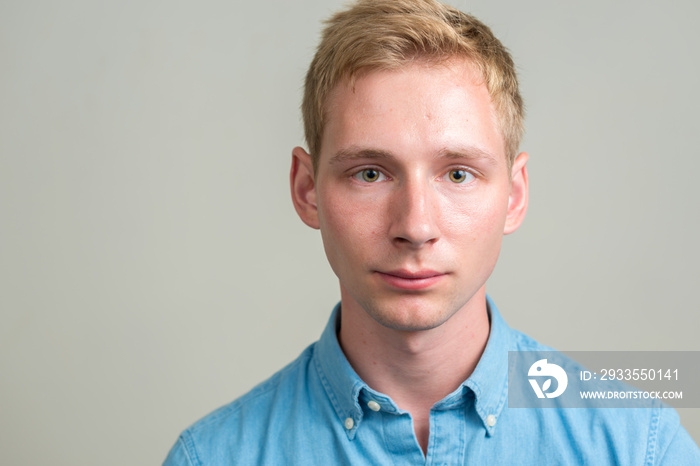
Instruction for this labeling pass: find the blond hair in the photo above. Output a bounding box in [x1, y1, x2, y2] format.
[302, 0, 524, 172]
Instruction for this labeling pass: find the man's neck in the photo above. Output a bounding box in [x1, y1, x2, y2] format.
[337, 288, 490, 452]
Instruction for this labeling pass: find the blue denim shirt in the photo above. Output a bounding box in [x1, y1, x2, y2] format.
[164, 297, 699, 465]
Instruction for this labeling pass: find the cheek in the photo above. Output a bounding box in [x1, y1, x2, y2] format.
[441, 192, 508, 243]
[318, 190, 384, 257]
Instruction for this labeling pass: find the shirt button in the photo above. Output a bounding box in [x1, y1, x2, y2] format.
[344, 417, 354, 430]
[486, 414, 497, 427]
[367, 401, 381, 412]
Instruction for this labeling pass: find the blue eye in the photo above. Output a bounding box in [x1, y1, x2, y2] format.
[354, 168, 386, 183]
[448, 169, 474, 183]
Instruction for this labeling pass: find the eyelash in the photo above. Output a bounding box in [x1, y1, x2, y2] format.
[445, 168, 476, 184]
[350, 167, 477, 184]
[352, 168, 389, 183]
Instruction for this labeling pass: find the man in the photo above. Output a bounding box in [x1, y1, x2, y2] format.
[164, 0, 699, 463]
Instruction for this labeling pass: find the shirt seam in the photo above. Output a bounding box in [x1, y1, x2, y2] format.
[180, 430, 201, 466]
[644, 402, 661, 465]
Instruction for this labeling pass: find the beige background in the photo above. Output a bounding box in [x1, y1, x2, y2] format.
[1, 0, 698, 464]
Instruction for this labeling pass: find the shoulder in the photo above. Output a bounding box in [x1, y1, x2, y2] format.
[508, 327, 556, 352]
[190, 342, 316, 430]
[503, 329, 700, 465]
[164, 344, 319, 466]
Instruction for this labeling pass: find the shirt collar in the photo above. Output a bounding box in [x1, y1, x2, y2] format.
[313, 303, 367, 439]
[313, 295, 512, 438]
[461, 294, 511, 436]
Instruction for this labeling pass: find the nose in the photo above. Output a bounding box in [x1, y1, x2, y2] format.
[388, 177, 440, 248]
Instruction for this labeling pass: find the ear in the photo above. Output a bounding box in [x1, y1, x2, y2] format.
[503, 152, 529, 235]
[290, 146, 320, 229]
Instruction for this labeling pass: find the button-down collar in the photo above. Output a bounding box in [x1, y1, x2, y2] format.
[313, 295, 511, 439]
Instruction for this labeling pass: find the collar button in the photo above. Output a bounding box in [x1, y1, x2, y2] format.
[344, 417, 354, 430]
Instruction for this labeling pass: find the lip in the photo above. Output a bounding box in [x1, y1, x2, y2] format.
[376, 269, 446, 290]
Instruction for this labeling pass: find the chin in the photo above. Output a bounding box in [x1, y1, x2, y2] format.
[363, 300, 456, 332]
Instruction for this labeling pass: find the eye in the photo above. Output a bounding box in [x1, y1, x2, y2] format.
[353, 168, 387, 183]
[447, 169, 475, 183]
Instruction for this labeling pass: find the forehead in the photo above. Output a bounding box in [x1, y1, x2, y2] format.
[320, 58, 505, 166]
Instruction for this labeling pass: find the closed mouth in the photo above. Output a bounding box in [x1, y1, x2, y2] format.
[376, 269, 446, 290]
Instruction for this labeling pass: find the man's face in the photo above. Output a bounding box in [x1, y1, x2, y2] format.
[292, 58, 527, 332]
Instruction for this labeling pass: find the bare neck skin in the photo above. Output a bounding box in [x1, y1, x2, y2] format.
[338, 286, 491, 456]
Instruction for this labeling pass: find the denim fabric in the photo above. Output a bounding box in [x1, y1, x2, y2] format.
[164, 297, 700, 465]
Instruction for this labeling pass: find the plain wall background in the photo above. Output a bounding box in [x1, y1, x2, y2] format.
[1, 0, 698, 464]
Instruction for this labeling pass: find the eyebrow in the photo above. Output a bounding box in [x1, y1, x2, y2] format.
[329, 147, 396, 165]
[329, 145, 500, 166]
[438, 146, 499, 166]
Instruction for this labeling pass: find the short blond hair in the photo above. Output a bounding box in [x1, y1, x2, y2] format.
[302, 0, 524, 172]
